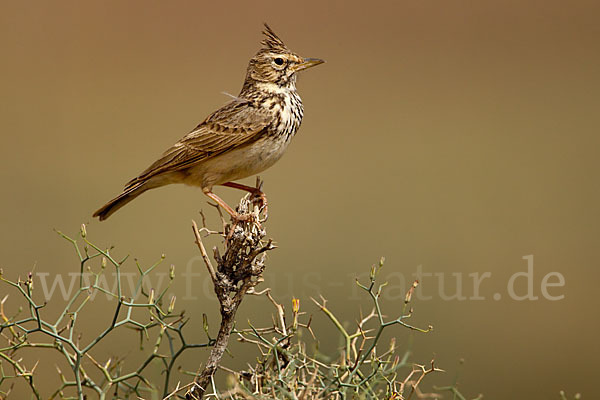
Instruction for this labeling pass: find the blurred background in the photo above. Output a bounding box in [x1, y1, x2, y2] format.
[1, 0, 599, 398]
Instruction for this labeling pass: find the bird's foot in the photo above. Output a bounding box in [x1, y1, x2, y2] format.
[232, 211, 259, 225]
[226, 211, 263, 242]
[221, 180, 268, 221]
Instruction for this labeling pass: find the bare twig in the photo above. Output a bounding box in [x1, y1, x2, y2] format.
[191, 220, 217, 283]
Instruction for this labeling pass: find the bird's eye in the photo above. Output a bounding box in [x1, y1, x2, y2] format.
[274, 57, 284, 66]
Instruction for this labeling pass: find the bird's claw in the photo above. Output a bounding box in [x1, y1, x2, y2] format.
[232, 212, 258, 224]
[226, 211, 263, 241]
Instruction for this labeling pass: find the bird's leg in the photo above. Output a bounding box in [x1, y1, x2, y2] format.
[202, 189, 262, 242]
[202, 189, 256, 224]
[221, 181, 268, 218]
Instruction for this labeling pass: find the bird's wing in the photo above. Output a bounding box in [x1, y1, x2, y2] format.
[124, 99, 273, 189]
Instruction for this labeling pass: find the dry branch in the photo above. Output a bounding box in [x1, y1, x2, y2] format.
[186, 185, 274, 400]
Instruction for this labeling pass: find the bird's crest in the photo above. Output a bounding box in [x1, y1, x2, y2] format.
[261, 23, 288, 52]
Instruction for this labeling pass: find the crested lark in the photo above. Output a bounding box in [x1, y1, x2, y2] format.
[93, 24, 323, 222]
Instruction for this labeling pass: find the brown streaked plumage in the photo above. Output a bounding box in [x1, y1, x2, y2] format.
[93, 24, 323, 221]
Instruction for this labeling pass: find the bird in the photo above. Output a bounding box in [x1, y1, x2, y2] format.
[93, 24, 323, 222]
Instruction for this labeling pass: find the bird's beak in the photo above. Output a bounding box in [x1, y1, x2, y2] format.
[294, 57, 325, 72]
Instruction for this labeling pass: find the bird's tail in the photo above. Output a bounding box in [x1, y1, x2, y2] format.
[93, 183, 149, 221]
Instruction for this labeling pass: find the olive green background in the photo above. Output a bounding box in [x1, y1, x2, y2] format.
[1, 0, 599, 398]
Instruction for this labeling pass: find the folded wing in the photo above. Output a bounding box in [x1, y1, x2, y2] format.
[125, 98, 273, 189]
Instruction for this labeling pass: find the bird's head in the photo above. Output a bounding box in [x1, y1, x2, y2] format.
[244, 24, 324, 90]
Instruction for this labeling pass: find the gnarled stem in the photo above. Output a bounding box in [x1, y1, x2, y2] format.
[186, 185, 274, 400]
